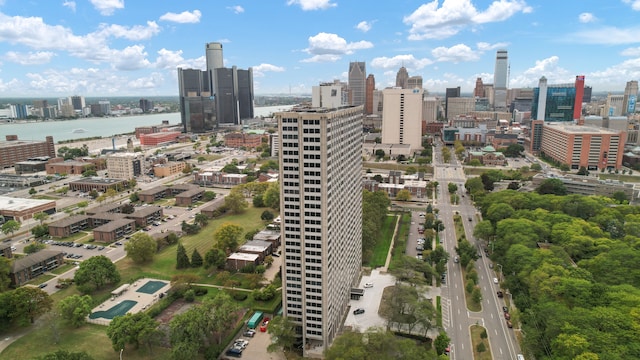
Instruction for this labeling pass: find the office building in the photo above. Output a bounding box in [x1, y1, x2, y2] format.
[70, 95, 85, 111]
[446, 97, 475, 120]
[178, 68, 215, 133]
[372, 90, 383, 116]
[312, 81, 348, 109]
[98, 100, 111, 115]
[348, 62, 366, 106]
[0, 135, 55, 169]
[206, 42, 224, 92]
[214, 66, 254, 125]
[407, 76, 423, 90]
[365, 74, 375, 114]
[474, 78, 485, 97]
[493, 50, 508, 109]
[532, 76, 584, 122]
[540, 123, 625, 170]
[139, 98, 154, 113]
[106, 153, 142, 180]
[623, 80, 638, 115]
[276, 106, 363, 356]
[605, 94, 624, 117]
[445, 87, 461, 119]
[382, 88, 424, 152]
[396, 66, 409, 89]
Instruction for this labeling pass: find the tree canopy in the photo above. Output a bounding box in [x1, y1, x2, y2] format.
[125, 232, 157, 263]
[74, 255, 120, 293]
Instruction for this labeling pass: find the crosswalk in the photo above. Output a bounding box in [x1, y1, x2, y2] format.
[441, 297, 452, 329]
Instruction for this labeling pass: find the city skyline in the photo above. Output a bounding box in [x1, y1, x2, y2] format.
[1, 1, 640, 97]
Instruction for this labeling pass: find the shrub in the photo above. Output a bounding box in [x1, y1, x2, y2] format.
[184, 289, 195, 302]
[231, 291, 248, 301]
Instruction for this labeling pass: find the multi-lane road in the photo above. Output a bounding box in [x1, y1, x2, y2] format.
[433, 142, 522, 360]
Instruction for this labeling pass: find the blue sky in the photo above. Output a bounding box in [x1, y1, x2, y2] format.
[1, 0, 640, 97]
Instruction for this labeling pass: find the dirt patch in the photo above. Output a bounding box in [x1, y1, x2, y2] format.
[155, 299, 195, 324]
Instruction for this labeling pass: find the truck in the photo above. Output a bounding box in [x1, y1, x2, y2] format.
[247, 311, 264, 329]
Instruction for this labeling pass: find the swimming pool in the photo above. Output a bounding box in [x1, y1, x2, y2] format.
[89, 300, 137, 320]
[136, 280, 167, 294]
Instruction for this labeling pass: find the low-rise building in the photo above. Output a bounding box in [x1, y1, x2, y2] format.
[200, 201, 226, 218]
[15, 159, 48, 174]
[174, 187, 204, 206]
[46, 159, 94, 175]
[224, 132, 265, 149]
[139, 131, 181, 146]
[0, 196, 56, 222]
[68, 178, 128, 193]
[89, 212, 127, 228]
[126, 206, 163, 227]
[237, 240, 273, 262]
[92, 218, 136, 242]
[467, 145, 506, 166]
[10, 250, 64, 286]
[48, 215, 90, 237]
[252, 230, 281, 248]
[226, 252, 260, 271]
[86, 202, 125, 216]
[0, 243, 13, 258]
[153, 161, 185, 178]
[138, 185, 169, 203]
[194, 171, 248, 186]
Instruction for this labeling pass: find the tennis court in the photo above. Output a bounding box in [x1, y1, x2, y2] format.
[136, 280, 168, 294]
[89, 300, 137, 320]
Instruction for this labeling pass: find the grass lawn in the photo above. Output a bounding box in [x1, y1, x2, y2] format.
[599, 173, 640, 183]
[366, 215, 397, 268]
[25, 274, 55, 286]
[470, 325, 492, 360]
[452, 214, 481, 312]
[57, 231, 90, 243]
[1, 322, 170, 360]
[50, 263, 75, 275]
[32, 195, 60, 200]
[364, 162, 434, 174]
[388, 212, 412, 271]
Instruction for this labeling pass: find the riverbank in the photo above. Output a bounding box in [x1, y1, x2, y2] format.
[55, 134, 141, 154]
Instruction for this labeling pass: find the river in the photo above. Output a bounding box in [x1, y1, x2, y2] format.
[0, 105, 294, 143]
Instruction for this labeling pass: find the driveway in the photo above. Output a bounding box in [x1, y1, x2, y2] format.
[344, 269, 395, 331]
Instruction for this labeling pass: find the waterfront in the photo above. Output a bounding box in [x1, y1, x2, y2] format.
[0, 105, 293, 143]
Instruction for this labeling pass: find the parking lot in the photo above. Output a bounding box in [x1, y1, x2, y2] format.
[223, 321, 286, 360]
[344, 269, 396, 330]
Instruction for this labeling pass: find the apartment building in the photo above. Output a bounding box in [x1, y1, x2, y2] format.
[106, 153, 142, 180]
[276, 105, 363, 356]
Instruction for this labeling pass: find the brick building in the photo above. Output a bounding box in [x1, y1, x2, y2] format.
[93, 218, 136, 242]
[174, 187, 204, 206]
[0, 135, 55, 169]
[224, 132, 265, 149]
[126, 206, 163, 227]
[46, 159, 94, 175]
[237, 240, 273, 262]
[48, 215, 90, 237]
[0, 196, 56, 222]
[10, 250, 64, 286]
[153, 161, 185, 178]
[139, 131, 181, 146]
[68, 178, 128, 192]
[226, 252, 260, 271]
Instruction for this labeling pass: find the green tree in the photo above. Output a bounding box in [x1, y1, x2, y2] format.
[214, 223, 243, 253]
[107, 312, 160, 351]
[129, 192, 139, 202]
[35, 350, 94, 360]
[375, 149, 385, 159]
[125, 232, 157, 263]
[24, 242, 46, 254]
[577, 166, 590, 176]
[504, 143, 524, 157]
[261, 210, 274, 221]
[262, 182, 280, 209]
[0, 258, 10, 292]
[194, 213, 209, 227]
[58, 294, 92, 327]
[536, 178, 567, 195]
[10, 287, 53, 325]
[202, 191, 216, 201]
[1, 220, 20, 236]
[267, 316, 298, 352]
[224, 192, 248, 214]
[29, 187, 37, 195]
[434, 332, 451, 355]
[176, 242, 190, 269]
[530, 162, 542, 171]
[74, 255, 120, 293]
[191, 249, 203, 268]
[396, 189, 411, 202]
[448, 182, 458, 194]
[182, 163, 193, 174]
[204, 248, 227, 269]
[612, 191, 628, 204]
[253, 194, 265, 207]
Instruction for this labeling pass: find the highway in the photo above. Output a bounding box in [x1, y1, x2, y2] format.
[433, 141, 522, 360]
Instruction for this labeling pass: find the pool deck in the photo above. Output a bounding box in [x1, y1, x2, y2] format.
[89, 278, 171, 324]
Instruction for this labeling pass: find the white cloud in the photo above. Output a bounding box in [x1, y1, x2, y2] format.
[509, 56, 573, 88]
[90, 0, 124, 16]
[477, 41, 508, 51]
[95, 21, 160, 41]
[227, 5, 245, 14]
[127, 72, 165, 90]
[4, 51, 55, 65]
[287, 0, 337, 11]
[370, 54, 433, 70]
[159, 10, 202, 24]
[302, 32, 373, 63]
[623, 0, 640, 11]
[587, 58, 640, 89]
[111, 45, 151, 71]
[62, 1, 76, 12]
[578, 12, 596, 23]
[432, 44, 479, 62]
[567, 26, 640, 44]
[355, 20, 373, 32]
[252, 63, 285, 77]
[404, 0, 532, 40]
[622, 47, 640, 57]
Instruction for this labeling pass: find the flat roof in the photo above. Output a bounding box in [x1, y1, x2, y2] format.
[0, 196, 55, 212]
[245, 240, 272, 248]
[49, 160, 92, 166]
[15, 160, 48, 165]
[86, 203, 123, 214]
[128, 206, 163, 217]
[89, 213, 126, 221]
[0, 138, 48, 149]
[227, 252, 260, 261]
[175, 188, 204, 198]
[69, 177, 127, 185]
[138, 185, 168, 196]
[544, 123, 622, 135]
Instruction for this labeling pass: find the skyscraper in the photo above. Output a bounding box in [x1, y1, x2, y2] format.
[445, 87, 461, 119]
[407, 76, 423, 89]
[277, 105, 363, 356]
[348, 62, 366, 106]
[365, 74, 375, 114]
[382, 88, 424, 151]
[474, 77, 485, 97]
[532, 76, 585, 122]
[623, 80, 638, 115]
[396, 66, 409, 89]
[206, 42, 224, 97]
[493, 50, 508, 109]
[70, 95, 85, 111]
[574, 75, 585, 122]
[178, 68, 215, 133]
[312, 81, 348, 109]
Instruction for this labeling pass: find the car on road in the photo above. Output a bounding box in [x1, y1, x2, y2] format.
[507, 320, 513, 328]
[454, 256, 459, 263]
[38, 283, 48, 288]
[225, 348, 242, 358]
[503, 306, 509, 313]
[504, 312, 511, 320]
[493, 277, 499, 284]
[416, 245, 424, 251]
[364, 282, 373, 288]
[497, 291, 504, 298]
[353, 308, 365, 315]
[468, 217, 472, 221]
[114, 241, 123, 246]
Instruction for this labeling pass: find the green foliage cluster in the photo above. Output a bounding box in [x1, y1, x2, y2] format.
[478, 190, 640, 359]
[73, 255, 120, 294]
[0, 287, 53, 330]
[362, 190, 391, 264]
[325, 327, 438, 360]
[252, 284, 277, 301]
[57, 144, 89, 160]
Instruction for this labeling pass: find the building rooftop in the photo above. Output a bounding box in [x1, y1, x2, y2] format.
[69, 177, 127, 185]
[48, 215, 89, 228]
[227, 252, 260, 261]
[11, 250, 63, 273]
[0, 196, 55, 212]
[93, 218, 136, 232]
[86, 203, 123, 215]
[175, 188, 204, 198]
[128, 206, 163, 217]
[138, 185, 168, 196]
[544, 123, 622, 135]
[0, 138, 49, 149]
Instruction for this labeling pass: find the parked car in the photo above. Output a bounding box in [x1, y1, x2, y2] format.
[38, 283, 48, 289]
[493, 277, 499, 284]
[353, 308, 365, 315]
[506, 320, 513, 328]
[243, 329, 256, 337]
[364, 282, 373, 288]
[504, 312, 511, 320]
[497, 291, 504, 298]
[503, 306, 509, 313]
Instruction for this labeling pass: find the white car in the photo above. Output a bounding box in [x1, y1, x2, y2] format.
[364, 282, 373, 288]
[493, 277, 499, 284]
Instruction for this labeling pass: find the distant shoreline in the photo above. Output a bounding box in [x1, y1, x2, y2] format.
[0, 112, 178, 125]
